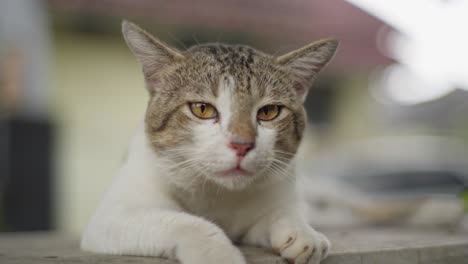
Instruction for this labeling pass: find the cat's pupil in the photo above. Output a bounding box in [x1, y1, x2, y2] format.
[200, 104, 206, 113]
[263, 107, 269, 115]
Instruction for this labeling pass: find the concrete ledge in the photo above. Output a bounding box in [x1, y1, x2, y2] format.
[1, 227, 467, 264]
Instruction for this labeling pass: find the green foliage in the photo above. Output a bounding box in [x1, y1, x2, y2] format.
[462, 188, 468, 212]
[0, 205, 11, 231]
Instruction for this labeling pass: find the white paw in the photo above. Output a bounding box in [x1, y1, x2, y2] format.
[271, 226, 330, 264]
[205, 243, 246, 264]
[177, 223, 246, 264]
[181, 242, 246, 264]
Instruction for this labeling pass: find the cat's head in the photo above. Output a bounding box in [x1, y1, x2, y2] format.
[122, 21, 338, 190]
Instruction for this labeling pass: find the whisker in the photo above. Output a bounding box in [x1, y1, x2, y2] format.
[269, 160, 295, 179]
[167, 32, 188, 50]
[270, 158, 293, 168]
[273, 150, 296, 156]
[268, 163, 295, 184]
[166, 159, 193, 170]
[158, 148, 197, 154]
[191, 34, 200, 45]
[216, 31, 223, 44]
[168, 158, 203, 171]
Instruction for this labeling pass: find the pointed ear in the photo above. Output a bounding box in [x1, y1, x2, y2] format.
[276, 39, 338, 101]
[122, 20, 184, 92]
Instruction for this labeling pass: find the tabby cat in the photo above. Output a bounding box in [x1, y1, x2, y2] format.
[81, 20, 338, 264]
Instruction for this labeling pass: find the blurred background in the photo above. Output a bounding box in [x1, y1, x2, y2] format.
[1, 0, 467, 235]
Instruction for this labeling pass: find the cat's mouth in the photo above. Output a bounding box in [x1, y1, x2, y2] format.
[218, 165, 252, 177]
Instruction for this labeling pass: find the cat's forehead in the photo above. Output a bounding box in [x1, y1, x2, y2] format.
[186, 44, 274, 77]
[173, 43, 294, 102]
[188, 43, 267, 64]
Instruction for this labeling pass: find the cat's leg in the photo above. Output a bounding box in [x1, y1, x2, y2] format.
[82, 209, 246, 264]
[243, 209, 330, 264]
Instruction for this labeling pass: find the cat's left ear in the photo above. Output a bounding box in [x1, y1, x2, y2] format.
[275, 39, 338, 102]
[122, 20, 184, 93]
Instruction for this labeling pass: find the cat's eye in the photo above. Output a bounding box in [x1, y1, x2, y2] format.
[257, 105, 281, 121]
[190, 103, 218, 119]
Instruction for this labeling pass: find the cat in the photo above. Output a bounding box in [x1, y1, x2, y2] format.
[81, 20, 338, 264]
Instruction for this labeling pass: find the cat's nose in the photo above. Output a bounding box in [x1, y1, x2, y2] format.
[228, 141, 255, 157]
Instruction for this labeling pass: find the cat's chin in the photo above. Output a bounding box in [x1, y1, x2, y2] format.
[217, 167, 252, 178]
[207, 168, 258, 190]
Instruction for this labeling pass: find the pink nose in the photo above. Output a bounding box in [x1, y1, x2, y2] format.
[229, 142, 255, 157]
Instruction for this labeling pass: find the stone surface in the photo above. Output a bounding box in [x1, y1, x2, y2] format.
[0, 227, 467, 264]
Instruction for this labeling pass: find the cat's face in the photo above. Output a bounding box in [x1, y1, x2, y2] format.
[122, 21, 338, 190]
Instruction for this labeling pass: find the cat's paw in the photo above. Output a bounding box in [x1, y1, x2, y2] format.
[177, 222, 246, 264]
[271, 226, 330, 264]
[208, 244, 246, 264]
[181, 241, 246, 264]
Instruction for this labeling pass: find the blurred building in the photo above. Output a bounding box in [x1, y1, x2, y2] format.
[49, 0, 390, 71]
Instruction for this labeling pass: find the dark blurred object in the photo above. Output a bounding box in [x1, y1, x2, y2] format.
[302, 136, 467, 227]
[0, 118, 54, 231]
[351, 170, 466, 196]
[309, 136, 468, 197]
[305, 77, 339, 127]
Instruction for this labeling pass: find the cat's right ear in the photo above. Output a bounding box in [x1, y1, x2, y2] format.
[122, 20, 184, 93]
[275, 39, 338, 102]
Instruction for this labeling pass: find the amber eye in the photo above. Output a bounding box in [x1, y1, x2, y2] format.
[257, 105, 281, 121]
[190, 103, 218, 119]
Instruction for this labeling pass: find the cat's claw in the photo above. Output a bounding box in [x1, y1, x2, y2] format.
[272, 227, 330, 264]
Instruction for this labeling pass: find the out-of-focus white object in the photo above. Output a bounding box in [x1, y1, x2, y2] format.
[345, 0, 468, 105]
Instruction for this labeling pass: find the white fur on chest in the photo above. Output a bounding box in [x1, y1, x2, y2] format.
[171, 179, 295, 239]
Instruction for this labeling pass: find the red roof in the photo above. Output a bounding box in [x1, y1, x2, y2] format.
[49, 0, 392, 72]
